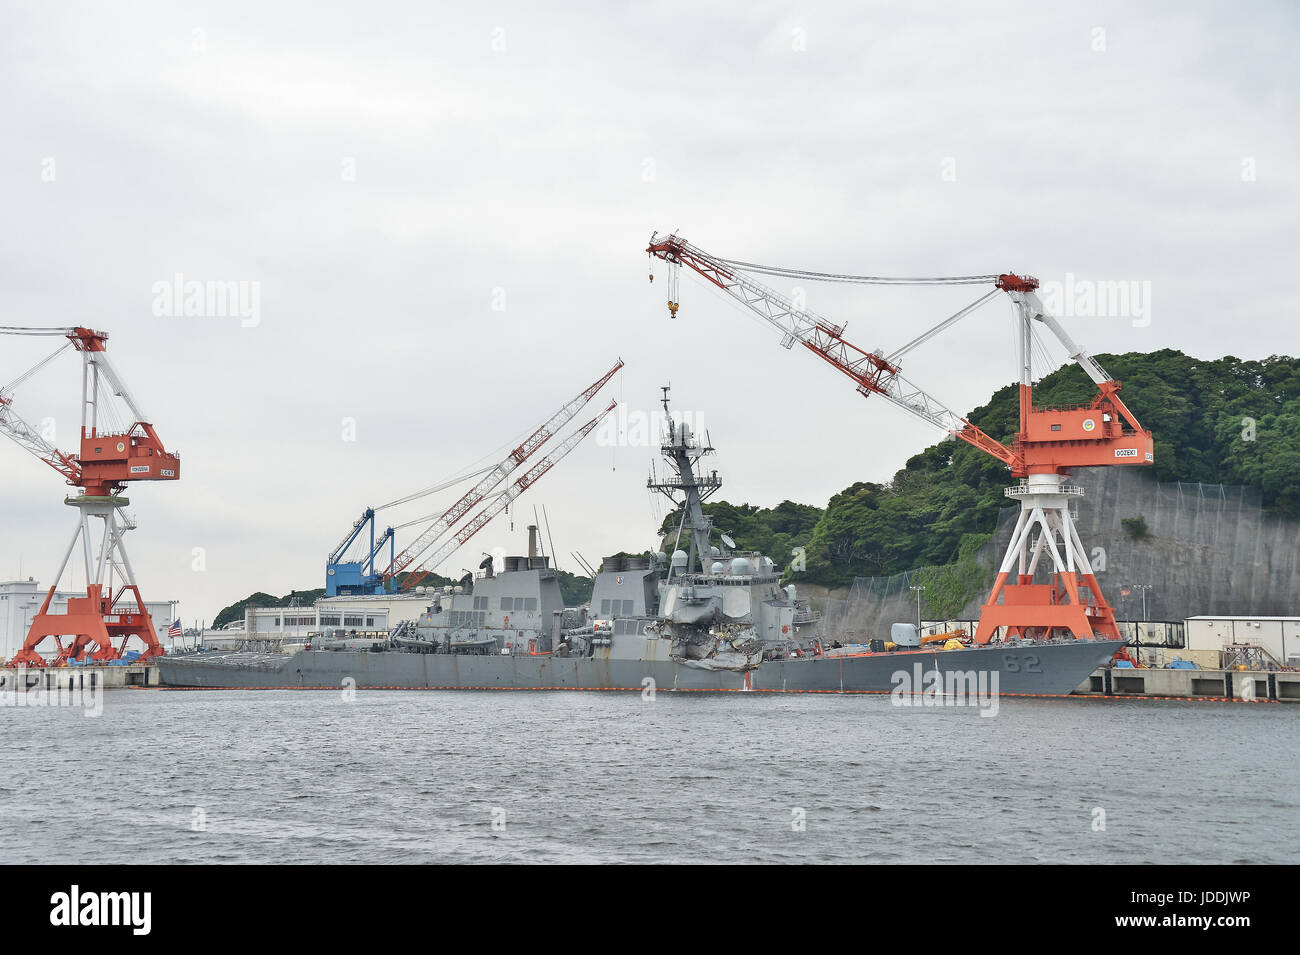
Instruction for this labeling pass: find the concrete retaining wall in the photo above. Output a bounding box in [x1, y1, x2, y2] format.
[1077, 667, 1300, 701]
[0, 664, 156, 691]
[819, 469, 1300, 638]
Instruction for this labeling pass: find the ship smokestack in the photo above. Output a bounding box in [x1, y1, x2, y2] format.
[528, 524, 539, 558]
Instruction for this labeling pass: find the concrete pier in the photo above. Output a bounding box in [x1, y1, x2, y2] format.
[3, 660, 1294, 701]
[1077, 666, 1300, 701]
[0, 664, 156, 691]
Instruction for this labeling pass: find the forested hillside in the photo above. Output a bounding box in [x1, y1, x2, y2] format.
[661, 351, 1299, 588]
[216, 352, 1296, 617]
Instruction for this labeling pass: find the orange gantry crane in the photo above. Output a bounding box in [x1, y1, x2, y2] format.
[0, 326, 180, 666]
[645, 234, 1153, 644]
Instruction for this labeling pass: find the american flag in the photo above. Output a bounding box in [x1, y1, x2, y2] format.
[168, 619, 182, 639]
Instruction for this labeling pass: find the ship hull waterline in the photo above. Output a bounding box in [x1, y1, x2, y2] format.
[156, 640, 1123, 697]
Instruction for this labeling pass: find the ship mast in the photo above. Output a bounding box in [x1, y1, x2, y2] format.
[647, 385, 721, 576]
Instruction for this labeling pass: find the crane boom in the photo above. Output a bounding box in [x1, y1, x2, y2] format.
[0, 395, 81, 483]
[401, 400, 616, 587]
[329, 509, 375, 565]
[383, 359, 622, 582]
[646, 234, 1018, 468]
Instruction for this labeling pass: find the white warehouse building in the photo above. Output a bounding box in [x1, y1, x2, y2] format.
[314, 591, 433, 626]
[245, 604, 390, 636]
[1185, 616, 1300, 668]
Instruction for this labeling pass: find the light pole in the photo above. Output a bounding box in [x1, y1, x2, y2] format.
[1130, 584, 1152, 622]
[1127, 584, 1153, 664]
[909, 584, 924, 633]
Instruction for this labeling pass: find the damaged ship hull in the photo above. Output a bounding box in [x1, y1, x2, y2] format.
[157, 638, 1121, 696]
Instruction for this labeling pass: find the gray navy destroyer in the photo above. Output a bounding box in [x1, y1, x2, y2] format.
[158, 389, 1122, 694]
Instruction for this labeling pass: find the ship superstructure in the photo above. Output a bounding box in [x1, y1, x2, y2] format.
[394, 529, 566, 655]
[645, 386, 799, 670]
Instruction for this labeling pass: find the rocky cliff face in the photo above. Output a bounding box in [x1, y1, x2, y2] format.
[1031, 467, 1299, 621]
[814, 467, 1299, 638]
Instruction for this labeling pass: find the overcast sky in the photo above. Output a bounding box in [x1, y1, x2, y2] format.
[2, 1, 1297, 626]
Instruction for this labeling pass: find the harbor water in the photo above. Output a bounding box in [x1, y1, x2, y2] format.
[1, 690, 1295, 864]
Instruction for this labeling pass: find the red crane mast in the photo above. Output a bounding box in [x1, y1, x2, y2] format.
[0, 326, 180, 666]
[645, 234, 1153, 644]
